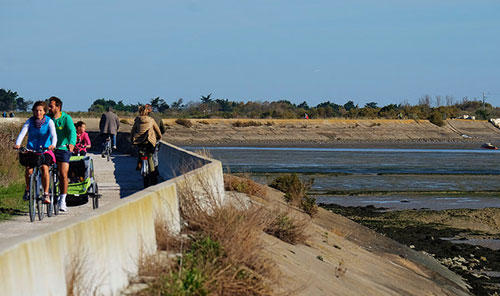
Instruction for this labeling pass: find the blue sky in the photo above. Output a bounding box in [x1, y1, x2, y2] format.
[1, 0, 500, 111]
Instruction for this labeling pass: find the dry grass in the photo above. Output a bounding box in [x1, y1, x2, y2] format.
[65, 250, 101, 296]
[0, 123, 24, 186]
[175, 118, 193, 128]
[119, 118, 134, 125]
[264, 211, 309, 245]
[193, 148, 213, 159]
[223, 173, 268, 199]
[232, 120, 262, 127]
[134, 174, 280, 295]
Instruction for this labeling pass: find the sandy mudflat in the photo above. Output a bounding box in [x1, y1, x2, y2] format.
[77, 117, 500, 149]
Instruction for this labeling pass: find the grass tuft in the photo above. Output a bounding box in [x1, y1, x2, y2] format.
[224, 173, 268, 199]
[264, 212, 309, 245]
[175, 118, 193, 128]
[232, 120, 262, 127]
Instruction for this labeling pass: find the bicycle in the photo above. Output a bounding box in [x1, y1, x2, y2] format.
[138, 146, 158, 188]
[19, 147, 58, 222]
[101, 135, 112, 162]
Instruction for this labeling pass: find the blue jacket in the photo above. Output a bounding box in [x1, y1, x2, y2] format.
[27, 116, 53, 150]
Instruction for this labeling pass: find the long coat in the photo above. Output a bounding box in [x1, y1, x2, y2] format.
[99, 111, 120, 134]
[130, 116, 162, 147]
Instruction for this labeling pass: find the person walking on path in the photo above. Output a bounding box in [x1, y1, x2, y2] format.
[99, 106, 120, 150]
[48, 96, 77, 211]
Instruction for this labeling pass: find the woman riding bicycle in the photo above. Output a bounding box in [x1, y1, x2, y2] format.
[130, 105, 162, 172]
[13, 101, 57, 204]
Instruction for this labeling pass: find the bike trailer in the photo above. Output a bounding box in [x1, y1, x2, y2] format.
[67, 155, 100, 208]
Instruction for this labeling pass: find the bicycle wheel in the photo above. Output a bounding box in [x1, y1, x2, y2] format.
[142, 159, 150, 188]
[106, 145, 111, 162]
[92, 184, 99, 209]
[36, 173, 43, 221]
[47, 170, 55, 217]
[28, 173, 36, 222]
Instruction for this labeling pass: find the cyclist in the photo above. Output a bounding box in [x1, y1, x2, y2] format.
[13, 101, 57, 204]
[130, 105, 162, 173]
[99, 106, 120, 153]
[48, 96, 77, 212]
[145, 104, 165, 176]
[74, 121, 91, 156]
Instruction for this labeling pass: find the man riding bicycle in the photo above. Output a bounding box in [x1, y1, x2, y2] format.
[48, 96, 77, 212]
[99, 106, 120, 154]
[13, 101, 57, 204]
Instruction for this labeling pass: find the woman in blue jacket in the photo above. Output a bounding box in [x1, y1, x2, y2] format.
[13, 101, 57, 204]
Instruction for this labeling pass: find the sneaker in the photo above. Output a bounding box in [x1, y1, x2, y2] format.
[22, 190, 29, 201]
[101, 153, 105, 158]
[113, 145, 117, 150]
[59, 200, 67, 212]
[42, 194, 51, 204]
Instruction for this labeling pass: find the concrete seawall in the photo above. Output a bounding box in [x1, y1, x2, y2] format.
[0, 141, 224, 295]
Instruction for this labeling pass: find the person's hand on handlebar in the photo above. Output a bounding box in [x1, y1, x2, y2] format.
[13, 144, 20, 150]
[68, 144, 74, 152]
[48, 145, 55, 151]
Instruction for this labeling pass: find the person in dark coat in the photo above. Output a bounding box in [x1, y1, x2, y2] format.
[99, 106, 120, 149]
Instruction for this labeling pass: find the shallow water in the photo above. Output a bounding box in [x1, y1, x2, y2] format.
[185, 146, 500, 210]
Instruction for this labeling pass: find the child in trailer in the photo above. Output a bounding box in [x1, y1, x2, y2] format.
[74, 121, 91, 156]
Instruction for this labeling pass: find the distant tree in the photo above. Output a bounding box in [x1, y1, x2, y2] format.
[364, 102, 378, 109]
[297, 101, 309, 110]
[200, 93, 212, 103]
[435, 96, 442, 107]
[171, 98, 184, 110]
[343, 100, 357, 111]
[418, 95, 431, 107]
[0, 89, 31, 111]
[88, 98, 139, 112]
[150, 97, 169, 112]
[215, 99, 233, 112]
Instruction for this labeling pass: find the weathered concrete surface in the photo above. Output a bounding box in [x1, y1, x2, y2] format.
[0, 142, 224, 295]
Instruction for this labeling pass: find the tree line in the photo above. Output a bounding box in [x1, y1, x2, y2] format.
[88, 94, 499, 126]
[3, 88, 499, 125]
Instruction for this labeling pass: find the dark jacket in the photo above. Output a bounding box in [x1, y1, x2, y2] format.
[149, 112, 165, 135]
[99, 111, 120, 134]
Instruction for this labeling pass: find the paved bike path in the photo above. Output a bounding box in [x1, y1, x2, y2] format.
[0, 153, 143, 240]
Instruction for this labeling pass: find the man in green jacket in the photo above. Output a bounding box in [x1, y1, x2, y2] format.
[48, 96, 77, 212]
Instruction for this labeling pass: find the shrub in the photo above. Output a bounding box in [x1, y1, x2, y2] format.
[176, 118, 193, 128]
[429, 111, 445, 127]
[265, 121, 273, 126]
[270, 174, 318, 217]
[197, 120, 210, 125]
[264, 213, 309, 244]
[232, 120, 262, 127]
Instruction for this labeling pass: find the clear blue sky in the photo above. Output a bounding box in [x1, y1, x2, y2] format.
[2, 0, 500, 111]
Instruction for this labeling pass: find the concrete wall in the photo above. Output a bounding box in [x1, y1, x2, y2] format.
[0, 141, 224, 295]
